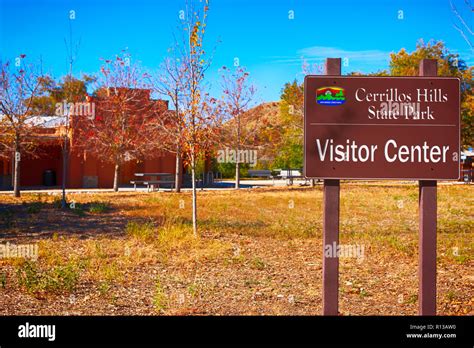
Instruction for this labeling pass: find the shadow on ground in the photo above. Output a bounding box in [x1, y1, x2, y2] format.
[0, 201, 129, 242]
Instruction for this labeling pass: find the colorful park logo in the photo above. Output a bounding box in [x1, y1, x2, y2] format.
[316, 87, 346, 105]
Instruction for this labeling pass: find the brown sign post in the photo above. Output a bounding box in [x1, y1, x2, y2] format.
[304, 58, 460, 315]
[321, 58, 341, 316]
[418, 59, 438, 316]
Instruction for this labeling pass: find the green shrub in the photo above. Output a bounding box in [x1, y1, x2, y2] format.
[153, 279, 168, 312]
[126, 221, 156, 241]
[98, 281, 111, 296]
[70, 204, 86, 217]
[0, 209, 14, 228]
[16, 260, 81, 294]
[26, 201, 43, 214]
[251, 257, 266, 270]
[89, 202, 109, 214]
[0, 272, 7, 289]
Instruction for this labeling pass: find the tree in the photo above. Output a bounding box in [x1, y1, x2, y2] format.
[149, 48, 188, 193]
[74, 51, 165, 192]
[280, 79, 304, 129]
[32, 75, 93, 112]
[389, 40, 474, 148]
[219, 66, 257, 189]
[274, 79, 304, 171]
[179, 0, 218, 236]
[0, 56, 44, 197]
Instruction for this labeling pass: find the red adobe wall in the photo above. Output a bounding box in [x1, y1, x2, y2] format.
[19, 145, 63, 187]
[66, 147, 179, 189]
[67, 149, 84, 188]
[1, 143, 179, 189]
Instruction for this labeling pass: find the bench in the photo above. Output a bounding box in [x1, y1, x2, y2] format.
[276, 169, 302, 179]
[130, 180, 146, 190]
[144, 180, 175, 192]
[132, 173, 175, 191]
[248, 170, 273, 178]
[248, 170, 275, 184]
[275, 169, 310, 186]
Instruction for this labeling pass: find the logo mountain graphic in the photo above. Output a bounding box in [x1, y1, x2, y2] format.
[316, 87, 346, 105]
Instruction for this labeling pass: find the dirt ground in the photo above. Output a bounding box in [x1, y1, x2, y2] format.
[0, 183, 472, 315]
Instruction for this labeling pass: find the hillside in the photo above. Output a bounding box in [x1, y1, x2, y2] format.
[222, 101, 284, 167]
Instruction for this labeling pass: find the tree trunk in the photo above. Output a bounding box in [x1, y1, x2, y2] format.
[235, 161, 240, 189]
[175, 146, 182, 193]
[236, 116, 241, 190]
[113, 163, 120, 192]
[61, 135, 68, 209]
[13, 149, 20, 198]
[191, 152, 197, 237]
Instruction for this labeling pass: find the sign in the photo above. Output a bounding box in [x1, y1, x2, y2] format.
[304, 76, 460, 180]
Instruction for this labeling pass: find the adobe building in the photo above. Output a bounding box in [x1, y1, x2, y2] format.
[0, 89, 181, 190]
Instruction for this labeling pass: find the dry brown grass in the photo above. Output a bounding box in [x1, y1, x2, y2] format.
[0, 182, 472, 315]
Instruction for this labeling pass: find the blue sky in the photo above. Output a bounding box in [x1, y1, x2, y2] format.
[1, 0, 473, 102]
